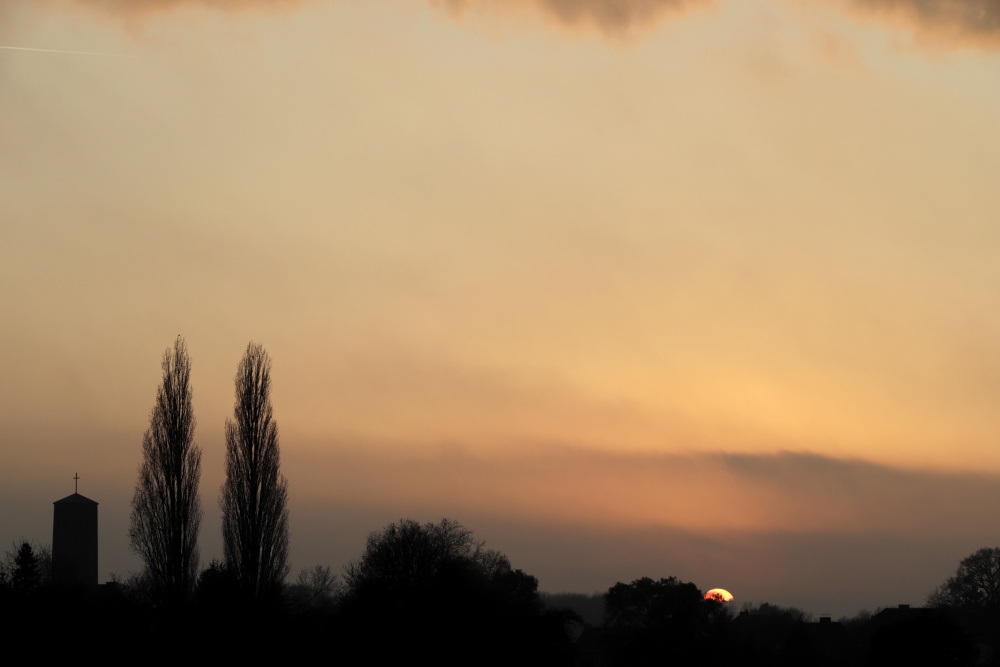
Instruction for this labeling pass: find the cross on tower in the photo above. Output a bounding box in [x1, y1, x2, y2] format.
[74, 472, 79, 494]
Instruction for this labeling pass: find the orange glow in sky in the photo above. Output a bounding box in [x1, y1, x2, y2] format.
[3, 0, 1000, 618]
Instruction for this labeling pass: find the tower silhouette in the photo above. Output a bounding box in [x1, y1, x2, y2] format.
[52, 474, 98, 586]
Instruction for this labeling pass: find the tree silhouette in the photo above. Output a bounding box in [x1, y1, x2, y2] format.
[2, 541, 50, 592]
[220, 342, 289, 601]
[344, 518, 489, 597]
[600, 577, 732, 666]
[340, 518, 579, 666]
[10, 542, 41, 592]
[928, 546, 1000, 609]
[129, 336, 202, 604]
[295, 565, 339, 601]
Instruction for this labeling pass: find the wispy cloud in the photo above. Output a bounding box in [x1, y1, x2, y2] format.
[0, 44, 175, 58]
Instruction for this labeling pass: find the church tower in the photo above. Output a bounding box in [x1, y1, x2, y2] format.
[52, 474, 98, 587]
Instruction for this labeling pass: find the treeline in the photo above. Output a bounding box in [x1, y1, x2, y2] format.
[0, 520, 576, 663]
[2, 524, 994, 666]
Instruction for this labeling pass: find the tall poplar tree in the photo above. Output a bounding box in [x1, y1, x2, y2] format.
[220, 342, 289, 600]
[130, 336, 202, 604]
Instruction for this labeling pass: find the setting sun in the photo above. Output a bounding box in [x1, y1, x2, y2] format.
[705, 589, 734, 602]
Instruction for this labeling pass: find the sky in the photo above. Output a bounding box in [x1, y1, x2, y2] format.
[2, 0, 1000, 618]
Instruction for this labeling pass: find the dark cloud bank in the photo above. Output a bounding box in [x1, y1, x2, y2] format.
[285, 445, 1000, 618]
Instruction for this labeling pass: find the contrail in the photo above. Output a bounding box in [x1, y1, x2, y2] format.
[0, 45, 174, 60]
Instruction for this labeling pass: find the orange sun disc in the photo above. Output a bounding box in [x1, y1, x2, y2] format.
[704, 588, 734, 602]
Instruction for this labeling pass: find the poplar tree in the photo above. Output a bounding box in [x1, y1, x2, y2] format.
[220, 342, 289, 600]
[130, 336, 202, 604]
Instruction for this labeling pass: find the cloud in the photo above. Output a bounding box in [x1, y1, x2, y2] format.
[31, 0, 1000, 46]
[432, 0, 712, 34]
[287, 442, 1000, 540]
[831, 0, 1000, 47]
[280, 445, 1000, 615]
[35, 0, 714, 36]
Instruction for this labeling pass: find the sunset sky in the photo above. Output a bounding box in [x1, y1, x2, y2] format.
[2, 0, 1000, 617]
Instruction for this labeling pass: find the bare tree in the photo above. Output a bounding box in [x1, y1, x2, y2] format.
[296, 564, 339, 599]
[343, 518, 504, 597]
[220, 342, 289, 600]
[287, 565, 341, 610]
[928, 547, 1000, 609]
[129, 336, 202, 604]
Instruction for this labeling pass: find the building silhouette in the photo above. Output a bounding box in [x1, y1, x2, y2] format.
[52, 478, 98, 587]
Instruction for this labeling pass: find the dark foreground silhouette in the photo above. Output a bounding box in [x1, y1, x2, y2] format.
[3, 533, 997, 666]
